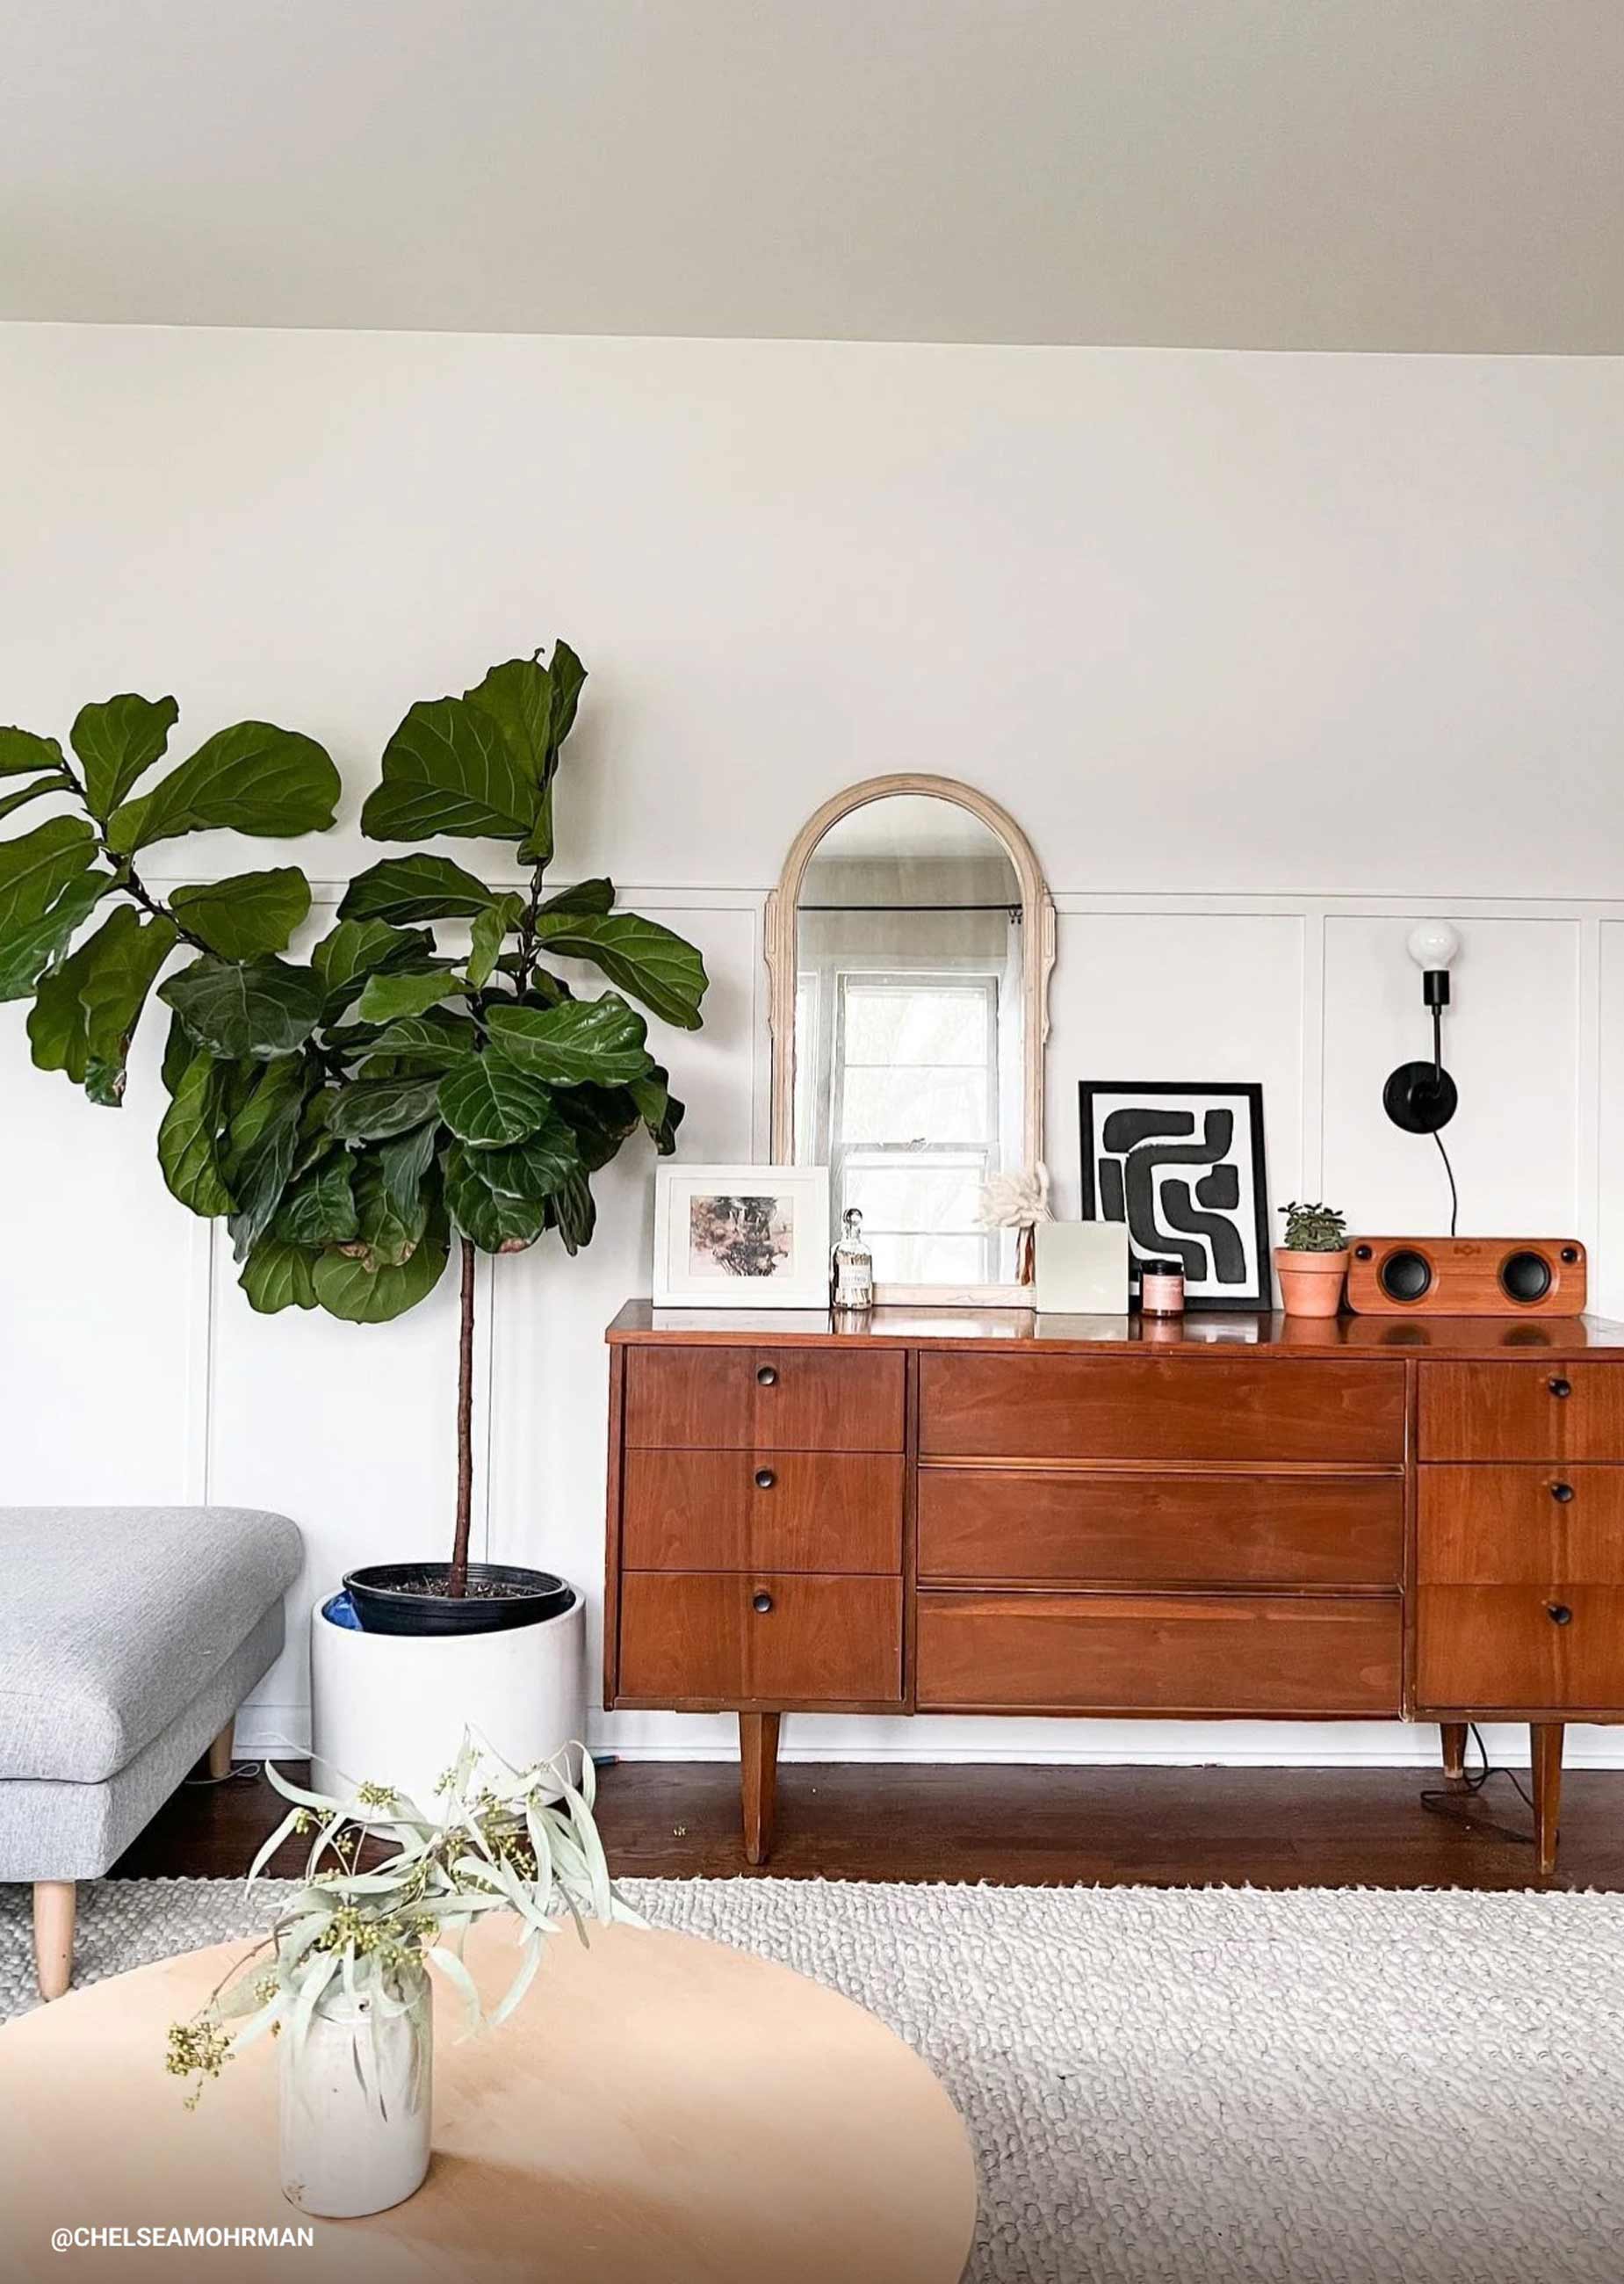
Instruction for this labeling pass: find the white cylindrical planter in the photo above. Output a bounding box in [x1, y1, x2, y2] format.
[280, 1978, 431, 2218]
[310, 1590, 587, 1811]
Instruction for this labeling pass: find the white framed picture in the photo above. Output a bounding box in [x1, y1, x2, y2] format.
[652, 1164, 832, 1309]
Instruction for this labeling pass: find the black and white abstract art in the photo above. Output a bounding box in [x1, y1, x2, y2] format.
[1079, 1081, 1270, 1310]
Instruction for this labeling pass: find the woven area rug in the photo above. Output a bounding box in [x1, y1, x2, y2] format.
[4, 1877, 1622, 2284]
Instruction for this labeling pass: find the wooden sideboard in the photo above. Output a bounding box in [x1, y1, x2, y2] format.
[604, 1301, 1624, 1872]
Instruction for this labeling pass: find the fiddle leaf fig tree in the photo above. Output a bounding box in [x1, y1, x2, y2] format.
[2, 644, 708, 1603]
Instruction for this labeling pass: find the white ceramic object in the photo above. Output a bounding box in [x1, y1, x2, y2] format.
[280, 1977, 431, 2218]
[1033, 1220, 1130, 1313]
[310, 1589, 587, 1811]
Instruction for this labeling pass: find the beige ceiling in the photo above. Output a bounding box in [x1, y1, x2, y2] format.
[4, 0, 1620, 351]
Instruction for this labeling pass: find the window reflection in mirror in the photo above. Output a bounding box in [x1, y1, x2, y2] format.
[792, 795, 1022, 1286]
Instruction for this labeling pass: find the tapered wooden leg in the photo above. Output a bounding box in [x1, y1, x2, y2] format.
[32, 1881, 75, 2001]
[1440, 1723, 1469, 1781]
[206, 1717, 235, 1782]
[1532, 1723, 1565, 1877]
[740, 1712, 781, 1866]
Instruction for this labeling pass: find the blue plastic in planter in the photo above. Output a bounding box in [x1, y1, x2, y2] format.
[321, 1590, 363, 1630]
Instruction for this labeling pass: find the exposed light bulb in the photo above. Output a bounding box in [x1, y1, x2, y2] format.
[1406, 920, 1461, 972]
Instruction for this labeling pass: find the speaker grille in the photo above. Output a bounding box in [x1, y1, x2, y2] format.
[1379, 1248, 1433, 1303]
[1500, 1249, 1554, 1305]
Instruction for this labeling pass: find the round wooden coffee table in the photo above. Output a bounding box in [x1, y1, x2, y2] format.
[0, 1918, 975, 2282]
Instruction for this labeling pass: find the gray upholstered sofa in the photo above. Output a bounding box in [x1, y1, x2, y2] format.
[0, 1507, 301, 1999]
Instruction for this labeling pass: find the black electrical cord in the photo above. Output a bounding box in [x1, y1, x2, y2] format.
[1432, 1130, 1459, 1237]
[1418, 1722, 1534, 1847]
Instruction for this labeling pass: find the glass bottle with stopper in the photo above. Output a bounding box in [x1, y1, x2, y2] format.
[831, 1207, 874, 1312]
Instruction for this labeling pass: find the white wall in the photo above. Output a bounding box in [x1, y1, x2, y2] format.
[3, 324, 1622, 1768]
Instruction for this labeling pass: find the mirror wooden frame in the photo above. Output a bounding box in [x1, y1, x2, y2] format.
[765, 773, 1057, 1306]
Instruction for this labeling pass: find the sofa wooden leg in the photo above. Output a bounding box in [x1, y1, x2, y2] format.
[206, 1717, 235, 1782]
[32, 1881, 75, 2001]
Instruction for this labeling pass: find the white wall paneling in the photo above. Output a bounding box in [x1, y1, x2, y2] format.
[3, 325, 1622, 1767]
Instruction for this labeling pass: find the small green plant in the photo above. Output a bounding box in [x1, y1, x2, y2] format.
[1277, 1201, 1347, 1253]
[165, 1739, 635, 2109]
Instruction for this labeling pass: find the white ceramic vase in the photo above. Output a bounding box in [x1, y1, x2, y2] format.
[279, 1976, 432, 2219]
[310, 1589, 588, 1811]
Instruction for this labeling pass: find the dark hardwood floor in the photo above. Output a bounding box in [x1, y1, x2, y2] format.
[113, 1754, 1624, 1890]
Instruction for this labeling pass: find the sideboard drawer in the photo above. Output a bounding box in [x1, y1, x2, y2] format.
[915, 1592, 1402, 1715]
[1417, 1584, 1624, 1709]
[919, 1353, 1404, 1466]
[618, 1573, 903, 1705]
[1418, 1363, 1624, 1462]
[623, 1450, 903, 1573]
[1418, 1464, 1624, 1585]
[625, 1348, 906, 1453]
[918, 1468, 1403, 1587]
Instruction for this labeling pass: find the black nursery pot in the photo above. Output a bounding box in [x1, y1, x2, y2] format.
[343, 1562, 576, 1637]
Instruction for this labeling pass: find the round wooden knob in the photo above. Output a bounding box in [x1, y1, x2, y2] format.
[752, 1591, 774, 1615]
[1552, 1480, 1576, 1503]
[754, 1469, 776, 1490]
[1547, 1602, 1574, 1626]
[756, 1364, 778, 1386]
[1548, 1376, 1572, 1399]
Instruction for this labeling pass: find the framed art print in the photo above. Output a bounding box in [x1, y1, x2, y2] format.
[652, 1164, 833, 1309]
[1079, 1081, 1270, 1310]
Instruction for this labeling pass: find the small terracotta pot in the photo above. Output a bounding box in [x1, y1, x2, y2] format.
[1274, 1247, 1349, 1319]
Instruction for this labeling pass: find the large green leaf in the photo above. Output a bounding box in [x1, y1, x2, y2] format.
[337, 855, 495, 926]
[444, 1141, 549, 1252]
[314, 1218, 450, 1322]
[309, 916, 434, 1018]
[360, 697, 535, 843]
[463, 657, 552, 786]
[631, 1063, 685, 1154]
[27, 907, 177, 1097]
[474, 1109, 580, 1202]
[466, 891, 523, 989]
[170, 868, 312, 959]
[345, 1152, 430, 1268]
[0, 815, 97, 935]
[437, 1052, 556, 1147]
[272, 1153, 359, 1247]
[156, 1051, 234, 1215]
[325, 1073, 444, 1142]
[534, 910, 708, 1029]
[240, 1237, 320, 1313]
[546, 640, 587, 754]
[355, 966, 466, 1024]
[69, 694, 179, 819]
[0, 867, 112, 1001]
[224, 1056, 308, 1261]
[106, 722, 340, 855]
[553, 1081, 641, 1173]
[0, 726, 67, 779]
[361, 1008, 480, 1073]
[550, 1166, 596, 1255]
[538, 876, 614, 918]
[159, 955, 324, 1059]
[0, 773, 71, 826]
[377, 1120, 439, 1225]
[486, 994, 651, 1087]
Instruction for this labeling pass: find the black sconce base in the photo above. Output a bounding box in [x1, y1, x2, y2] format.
[1383, 1059, 1459, 1135]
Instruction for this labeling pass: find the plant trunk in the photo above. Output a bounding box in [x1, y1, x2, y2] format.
[448, 1238, 476, 1597]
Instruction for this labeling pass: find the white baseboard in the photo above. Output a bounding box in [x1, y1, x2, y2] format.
[236, 1704, 1624, 1771]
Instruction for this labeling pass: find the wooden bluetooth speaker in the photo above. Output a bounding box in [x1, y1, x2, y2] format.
[1346, 1236, 1586, 1317]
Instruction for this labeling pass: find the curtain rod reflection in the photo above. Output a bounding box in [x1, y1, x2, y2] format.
[798, 903, 1024, 920]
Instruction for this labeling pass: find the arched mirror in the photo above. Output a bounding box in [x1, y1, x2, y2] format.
[766, 775, 1056, 1305]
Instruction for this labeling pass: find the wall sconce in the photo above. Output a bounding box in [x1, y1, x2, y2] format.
[1382, 920, 1461, 1135]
